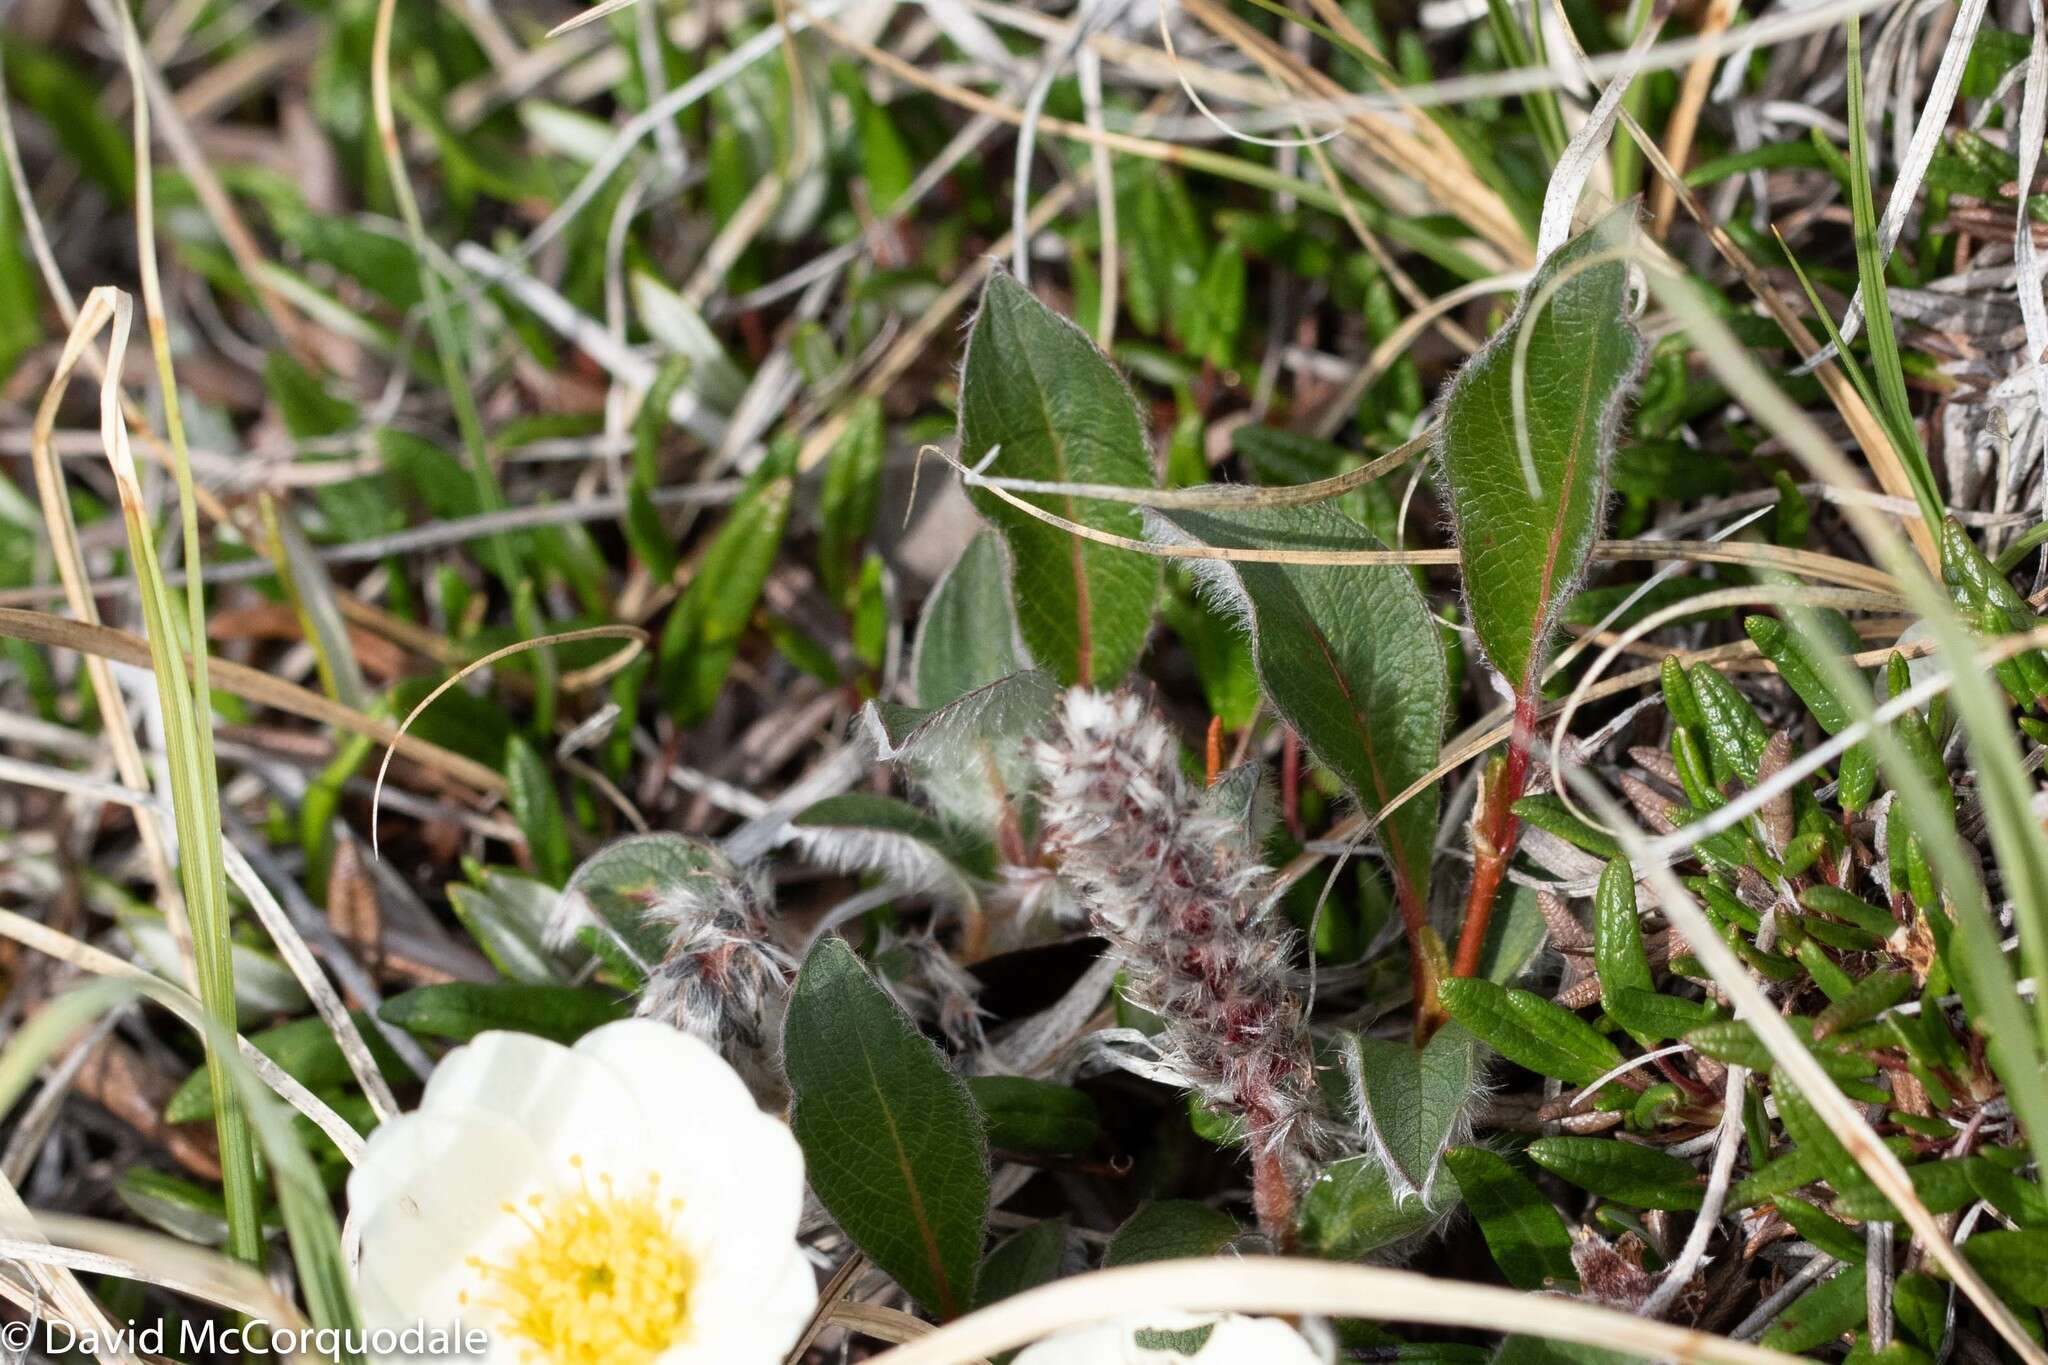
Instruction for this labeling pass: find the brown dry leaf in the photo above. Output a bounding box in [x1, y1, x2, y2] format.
[326, 837, 383, 979]
[70, 1030, 221, 1181]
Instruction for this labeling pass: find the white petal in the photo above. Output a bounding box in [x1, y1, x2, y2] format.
[418, 1029, 641, 1167]
[1195, 1316, 1327, 1364]
[1011, 1320, 1130, 1365]
[574, 1019, 806, 1239]
[671, 1246, 816, 1365]
[574, 1018, 758, 1116]
[350, 1108, 540, 1327]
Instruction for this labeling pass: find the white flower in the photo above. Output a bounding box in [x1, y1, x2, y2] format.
[347, 1019, 815, 1365]
[1013, 1312, 1329, 1365]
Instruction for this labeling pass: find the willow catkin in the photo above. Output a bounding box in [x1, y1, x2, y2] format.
[1035, 689, 1320, 1190]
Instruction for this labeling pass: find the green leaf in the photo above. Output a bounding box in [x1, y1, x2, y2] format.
[967, 1077, 1102, 1156]
[1605, 988, 1720, 1040]
[1298, 1154, 1453, 1260]
[379, 983, 629, 1043]
[1893, 1272, 1949, 1352]
[5, 45, 134, 199]
[795, 792, 998, 886]
[1775, 1082, 1886, 1212]
[166, 1012, 410, 1124]
[1969, 1163, 2048, 1229]
[1814, 968, 1915, 1038]
[1150, 503, 1446, 911]
[1494, 1339, 1637, 1365]
[1343, 1023, 1477, 1197]
[1960, 1229, 2048, 1306]
[1437, 207, 1644, 694]
[447, 874, 572, 985]
[975, 1218, 1067, 1314]
[1842, 16, 1942, 533]
[785, 938, 989, 1319]
[658, 460, 791, 723]
[865, 670, 1059, 836]
[1773, 1195, 1867, 1263]
[1527, 1136, 1704, 1211]
[559, 833, 729, 981]
[1835, 1157, 1985, 1221]
[819, 395, 886, 599]
[1513, 793, 1622, 858]
[1438, 978, 1624, 1087]
[1103, 1201, 1240, 1266]
[915, 532, 1027, 707]
[1593, 859, 1654, 1044]
[504, 736, 572, 886]
[0, 171, 44, 384]
[1441, 1147, 1576, 1290]
[1762, 1265, 1867, 1352]
[959, 272, 1160, 686]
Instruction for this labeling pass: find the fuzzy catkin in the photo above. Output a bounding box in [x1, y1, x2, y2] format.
[636, 865, 796, 1096]
[1035, 689, 1320, 1166]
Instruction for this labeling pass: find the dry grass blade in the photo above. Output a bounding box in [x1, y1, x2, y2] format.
[369, 626, 648, 857]
[0, 608, 506, 796]
[6, 1211, 311, 1337]
[0, 1176, 135, 1365]
[0, 750, 399, 1121]
[29, 286, 183, 955]
[943, 443, 1898, 590]
[0, 905, 363, 1160]
[935, 426, 1433, 508]
[863, 1259, 1805, 1365]
[81, 285, 262, 1263]
[548, 0, 649, 36]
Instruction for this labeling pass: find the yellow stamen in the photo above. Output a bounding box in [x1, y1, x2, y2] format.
[470, 1165, 695, 1365]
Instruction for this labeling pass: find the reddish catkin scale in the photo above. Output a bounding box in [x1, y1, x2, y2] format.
[1035, 689, 1320, 1240]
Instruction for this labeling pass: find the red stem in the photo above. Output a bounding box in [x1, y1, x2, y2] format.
[1250, 1133, 1296, 1246]
[1451, 691, 1540, 979]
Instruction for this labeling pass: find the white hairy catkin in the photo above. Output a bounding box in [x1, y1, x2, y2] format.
[1035, 689, 1321, 1176]
[635, 865, 796, 1097]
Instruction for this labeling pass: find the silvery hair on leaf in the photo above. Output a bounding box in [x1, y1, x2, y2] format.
[1035, 688, 1322, 1170]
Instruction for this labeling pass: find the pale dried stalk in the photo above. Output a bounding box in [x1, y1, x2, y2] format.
[0, 606, 505, 795]
[368, 625, 647, 857]
[864, 1259, 1804, 1365]
[1647, 0, 1736, 235]
[0, 905, 364, 1160]
[0, 1175, 135, 1365]
[29, 289, 183, 947]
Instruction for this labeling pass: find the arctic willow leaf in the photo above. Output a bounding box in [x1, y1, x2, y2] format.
[1296, 1154, 1450, 1260]
[1104, 1200, 1239, 1265]
[959, 273, 1160, 686]
[1150, 503, 1446, 916]
[914, 531, 1024, 707]
[1343, 1023, 1476, 1199]
[785, 938, 989, 1319]
[1437, 207, 1644, 695]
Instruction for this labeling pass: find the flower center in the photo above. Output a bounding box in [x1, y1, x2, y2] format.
[464, 1162, 694, 1365]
